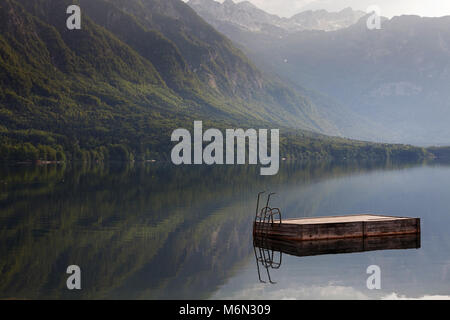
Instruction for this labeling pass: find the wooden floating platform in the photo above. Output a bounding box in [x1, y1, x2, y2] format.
[254, 233, 421, 258]
[253, 214, 421, 241]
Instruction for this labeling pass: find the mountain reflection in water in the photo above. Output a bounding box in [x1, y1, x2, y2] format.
[0, 160, 450, 299]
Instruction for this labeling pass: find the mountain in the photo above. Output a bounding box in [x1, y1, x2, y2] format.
[187, 3, 450, 145]
[0, 0, 430, 162]
[187, 0, 366, 34]
[188, 0, 392, 142]
[0, 0, 336, 159]
[260, 15, 450, 145]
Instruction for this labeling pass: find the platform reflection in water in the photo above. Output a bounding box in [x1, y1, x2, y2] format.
[253, 233, 421, 284]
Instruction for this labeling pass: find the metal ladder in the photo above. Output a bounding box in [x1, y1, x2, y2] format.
[253, 191, 282, 237]
[253, 238, 282, 284]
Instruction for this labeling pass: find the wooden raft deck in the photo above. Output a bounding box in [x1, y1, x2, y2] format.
[253, 214, 421, 241]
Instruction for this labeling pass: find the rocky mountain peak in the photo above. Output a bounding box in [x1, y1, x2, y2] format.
[188, 0, 366, 33]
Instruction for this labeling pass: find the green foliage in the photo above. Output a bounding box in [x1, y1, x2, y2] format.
[427, 146, 450, 160]
[0, 0, 435, 163]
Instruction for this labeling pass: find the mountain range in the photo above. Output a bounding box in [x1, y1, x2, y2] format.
[188, 0, 366, 34]
[0, 0, 430, 162]
[188, 0, 450, 146]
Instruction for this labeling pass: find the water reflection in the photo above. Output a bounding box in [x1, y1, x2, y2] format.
[254, 238, 283, 284]
[253, 234, 421, 285]
[0, 160, 449, 299]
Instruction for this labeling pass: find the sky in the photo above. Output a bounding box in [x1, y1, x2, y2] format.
[209, 0, 450, 18]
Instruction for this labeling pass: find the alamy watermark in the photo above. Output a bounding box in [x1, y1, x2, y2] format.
[366, 265, 381, 290]
[366, 5, 382, 30]
[66, 265, 81, 290]
[66, 5, 81, 30]
[171, 121, 280, 176]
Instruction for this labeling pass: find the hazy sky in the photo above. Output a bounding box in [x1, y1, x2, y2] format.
[209, 0, 450, 18]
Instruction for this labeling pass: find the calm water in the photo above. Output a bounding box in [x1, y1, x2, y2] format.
[1, 161, 450, 299]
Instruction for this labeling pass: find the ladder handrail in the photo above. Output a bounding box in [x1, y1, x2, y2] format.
[255, 191, 265, 221]
[253, 192, 283, 237]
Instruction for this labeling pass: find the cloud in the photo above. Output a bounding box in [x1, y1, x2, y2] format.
[302, 0, 450, 18]
[383, 293, 450, 300]
[214, 286, 450, 300]
[196, 0, 450, 18]
[213, 283, 370, 300]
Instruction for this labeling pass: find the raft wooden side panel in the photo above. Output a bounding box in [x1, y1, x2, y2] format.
[364, 219, 420, 237]
[254, 233, 421, 258]
[254, 214, 420, 241]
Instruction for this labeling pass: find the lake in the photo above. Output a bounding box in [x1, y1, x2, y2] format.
[0, 161, 449, 299]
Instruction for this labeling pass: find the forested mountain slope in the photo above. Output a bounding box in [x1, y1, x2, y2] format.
[0, 0, 430, 162]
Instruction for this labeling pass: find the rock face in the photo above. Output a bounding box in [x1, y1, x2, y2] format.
[288, 7, 366, 32]
[261, 15, 450, 145]
[188, 0, 366, 34]
[189, 0, 450, 145]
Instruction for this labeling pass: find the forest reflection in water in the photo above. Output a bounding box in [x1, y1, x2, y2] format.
[0, 160, 449, 299]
